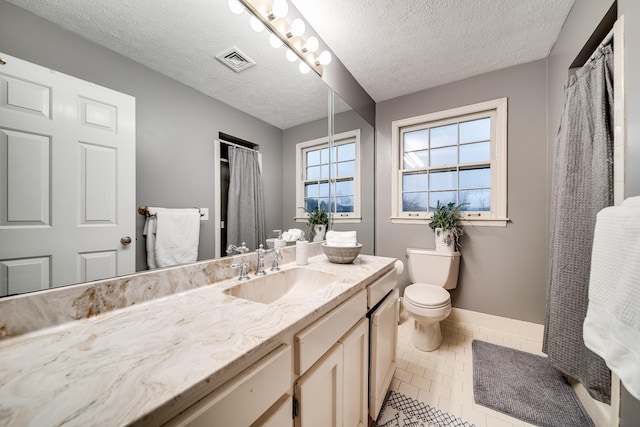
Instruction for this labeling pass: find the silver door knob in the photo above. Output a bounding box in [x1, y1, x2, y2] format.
[120, 236, 132, 245]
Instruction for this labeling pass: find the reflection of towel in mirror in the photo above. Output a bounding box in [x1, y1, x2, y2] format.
[143, 207, 201, 268]
[282, 228, 305, 241]
[583, 196, 640, 399]
[326, 230, 357, 247]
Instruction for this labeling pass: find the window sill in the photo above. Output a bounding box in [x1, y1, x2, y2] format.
[390, 217, 509, 227]
[295, 217, 362, 224]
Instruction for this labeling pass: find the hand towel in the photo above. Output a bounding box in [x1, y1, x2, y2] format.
[142, 215, 158, 269]
[326, 230, 357, 247]
[144, 207, 201, 268]
[583, 196, 640, 399]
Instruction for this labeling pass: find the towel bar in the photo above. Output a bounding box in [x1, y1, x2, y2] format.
[138, 205, 204, 217]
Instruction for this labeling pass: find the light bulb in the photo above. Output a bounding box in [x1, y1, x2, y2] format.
[299, 62, 311, 74]
[306, 36, 319, 53]
[318, 50, 332, 65]
[227, 0, 244, 14]
[290, 18, 305, 37]
[269, 33, 283, 48]
[286, 49, 298, 62]
[250, 16, 265, 32]
[272, 0, 288, 18]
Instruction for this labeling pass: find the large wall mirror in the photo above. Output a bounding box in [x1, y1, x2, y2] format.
[0, 0, 374, 297]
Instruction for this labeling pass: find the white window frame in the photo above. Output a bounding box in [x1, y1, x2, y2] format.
[391, 98, 508, 227]
[295, 129, 361, 223]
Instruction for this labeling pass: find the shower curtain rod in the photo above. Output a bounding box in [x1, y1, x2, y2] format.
[220, 139, 258, 152]
[585, 28, 614, 65]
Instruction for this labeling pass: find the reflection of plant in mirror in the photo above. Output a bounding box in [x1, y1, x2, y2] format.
[303, 206, 329, 226]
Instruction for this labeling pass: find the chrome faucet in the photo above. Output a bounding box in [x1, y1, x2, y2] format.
[229, 261, 250, 281]
[226, 242, 249, 255]
[255, 245, 282, 276]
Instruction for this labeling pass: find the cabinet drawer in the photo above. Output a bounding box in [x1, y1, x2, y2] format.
[166, 345, 291, 427]
[295, 289, 366, 375]
[367, 269, 396, 309]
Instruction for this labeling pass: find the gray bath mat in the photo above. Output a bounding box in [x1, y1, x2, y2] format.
[472, 340, 594, 427]
[375, 390, 475, 427]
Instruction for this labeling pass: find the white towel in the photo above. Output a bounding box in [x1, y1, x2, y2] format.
[583, 196, 640, 400]
[143, 207, 201, 268]
[326, 230, 357, 247]
[282, 228, 305, 241]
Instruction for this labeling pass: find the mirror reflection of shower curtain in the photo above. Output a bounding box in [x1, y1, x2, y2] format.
[543, 44, 614, 403]
[226, 146, 266, 251]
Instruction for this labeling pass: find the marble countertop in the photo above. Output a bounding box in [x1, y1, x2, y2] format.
[0, 253, 395, 426]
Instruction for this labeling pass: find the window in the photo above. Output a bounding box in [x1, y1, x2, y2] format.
[391, 98, 508, 226]
[296, 130, 361, 223]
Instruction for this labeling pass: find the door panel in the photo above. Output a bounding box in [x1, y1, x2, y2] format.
[0, 52, 135, 297]
[0, 257, 50, 296]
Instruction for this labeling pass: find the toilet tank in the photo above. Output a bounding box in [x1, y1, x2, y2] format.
[406, 248, 461, 290]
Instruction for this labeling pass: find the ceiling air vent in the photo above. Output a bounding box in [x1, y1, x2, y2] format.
[216, 47, 256, 73]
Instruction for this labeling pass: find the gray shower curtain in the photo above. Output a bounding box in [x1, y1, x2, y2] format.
[543, 44, 614, 403]
[226, 146, 266, 251]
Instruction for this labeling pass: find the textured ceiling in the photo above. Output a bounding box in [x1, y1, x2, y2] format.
[292, 0, 576, 102]
[8, 0, 576, 125]
[6, 0, 341, 130]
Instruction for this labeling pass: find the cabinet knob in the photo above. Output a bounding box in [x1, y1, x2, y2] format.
[120, 236, 132, 245]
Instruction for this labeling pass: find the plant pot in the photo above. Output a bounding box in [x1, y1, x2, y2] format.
[310, 224, 327, 242]
[434, 228, 455, 252]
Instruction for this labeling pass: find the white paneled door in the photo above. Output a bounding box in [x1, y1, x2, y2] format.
[0, 52, 136, 296]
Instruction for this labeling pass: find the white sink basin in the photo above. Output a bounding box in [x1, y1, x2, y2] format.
[224, 268, 338, 304]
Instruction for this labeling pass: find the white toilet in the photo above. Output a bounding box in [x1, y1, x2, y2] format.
[403, 248, 461, 351]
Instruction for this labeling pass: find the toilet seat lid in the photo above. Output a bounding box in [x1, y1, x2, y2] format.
[405, 284, 450, 308]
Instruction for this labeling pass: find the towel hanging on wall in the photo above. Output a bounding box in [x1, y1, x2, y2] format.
[583, 196, 640, 400]
[142, 207, 201, 268]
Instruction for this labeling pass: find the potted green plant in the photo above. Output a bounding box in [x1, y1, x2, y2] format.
[428, 201, 465, 252]
[303, 206, 329, 242]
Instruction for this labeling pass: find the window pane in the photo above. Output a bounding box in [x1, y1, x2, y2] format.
[336, 197, 354, 213]
[337, 160, 355, 177]
[403, 151, 428, 169]
[459, 189, 491, 211]
[403, 129, 428, 152]
[306, 150, 320, 166]
[337, 143, 355, 161]
[430, 124, 457, 148]
[318, 198, 330, 211]
[429, 191, 456, 211]
[459, 167, 491, 189]
[306, 166, 320, 180]
[320, 165, 330, 179]
[305, 183, 318, 198]
[336, 180, 354, 196]
[320, 147, 332, 163]
[460, 118, 490, 144]
[403, 192, 427, 212]
[403, 173, 427, 192]
[430, 146, 457, 167]
[459, 141, 490, 163]
[318, 182, 329, 197]
[429, 170, 457, 191]
[304, 198, 318, 211]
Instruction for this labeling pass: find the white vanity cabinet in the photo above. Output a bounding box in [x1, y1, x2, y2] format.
[165, 345, 292, 427]
[293, 290, 368, 427]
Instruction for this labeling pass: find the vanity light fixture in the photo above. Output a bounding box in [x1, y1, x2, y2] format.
[236, 0, 332, 76]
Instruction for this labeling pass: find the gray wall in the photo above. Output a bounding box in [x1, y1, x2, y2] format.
[282, 109, 375, 254]
[376, 60, 548, 324]
[548, 0, 640, 421]
[0, 0, 283, 270]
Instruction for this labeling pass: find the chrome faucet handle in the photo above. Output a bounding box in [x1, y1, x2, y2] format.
[255, 244, 267, 276]
[229, 262, 250, 281]
[271, 249, 283, 272]
[226, 242, 250, 255]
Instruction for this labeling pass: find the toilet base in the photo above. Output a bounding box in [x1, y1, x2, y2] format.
[411, 319, 443, 352]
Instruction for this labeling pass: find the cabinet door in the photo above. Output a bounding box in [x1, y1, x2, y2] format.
[294, 342, 343, 427]
[339, 318, 368, 427]
[252, 395, 292, 427]
[369, 289, 399, 420]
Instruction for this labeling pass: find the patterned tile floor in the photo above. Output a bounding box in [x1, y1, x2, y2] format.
[391, 310, 546, 427]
